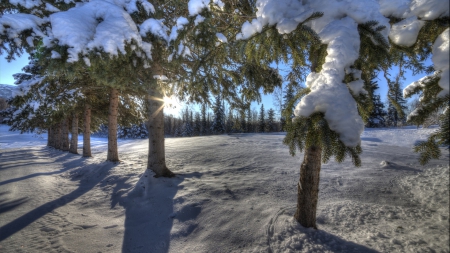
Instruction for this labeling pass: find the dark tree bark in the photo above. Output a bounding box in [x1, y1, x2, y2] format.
[294, 145, 322, 228]
[83, 103, 92, 157]
[61, 117, 70, 151]
[293, 57, 323, 229]
[47, 126, 54, 148]
[147, 88, 174, 177]
[55, 122, 62, 150]
[107, 88, 119, 162]
[69, 113, 78, 154]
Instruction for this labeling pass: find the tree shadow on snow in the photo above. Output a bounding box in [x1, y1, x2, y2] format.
[121, 171, 203, 253]
[0, 192, 29, 215]
[0, 155, 117, 242]
[0, 149, 78, 186]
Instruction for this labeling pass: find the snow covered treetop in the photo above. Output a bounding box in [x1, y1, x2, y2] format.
[211, 0, 447, 148]
[0, 0, 188, 65]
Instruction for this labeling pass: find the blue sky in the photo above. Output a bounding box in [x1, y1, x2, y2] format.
[1, 53, 425, 117]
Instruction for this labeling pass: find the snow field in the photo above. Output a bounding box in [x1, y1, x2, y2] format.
[0, 126, 448, 252]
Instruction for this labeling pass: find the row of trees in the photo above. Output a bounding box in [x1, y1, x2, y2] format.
[1, 0, 448, 230]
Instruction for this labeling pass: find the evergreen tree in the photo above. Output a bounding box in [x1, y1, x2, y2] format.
[210, 95, 225, 134]
[366, 94, 387, 128]
[386, 82, 407, 127]
[200, 104, 207, 135]
[192, 112, 200, 136]
[267, 108, 276, 132]
[258, 104, 266, 133]
[239, 109, 247, 133]
[226, 109, 234, 133]
[181, 107, 193, 137]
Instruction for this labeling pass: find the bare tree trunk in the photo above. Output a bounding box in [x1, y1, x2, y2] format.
[47, 126, 54, 148]
[107, 88, 119, 162]
[83, 103, 92, 157]
[293, 58, 323, 229]
[70, 113, 78, 154]
[55, 122, 62, 150]
[61, 118, 70, 151]
[294, 145, 322, 228]
[147, 88, 174, 177]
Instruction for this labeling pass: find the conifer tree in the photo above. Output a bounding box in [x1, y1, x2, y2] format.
[386, 81, 407, 127]
[366, 94, 387, 128]
[201, 104, 207, 135]
[194, 112, 201, 136]
[267, 108, 276, 132]
[258, 104, 266, 133]
[210, 95, 225, 134]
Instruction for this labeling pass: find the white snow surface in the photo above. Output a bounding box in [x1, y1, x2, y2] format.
[0, 125, 448, 252]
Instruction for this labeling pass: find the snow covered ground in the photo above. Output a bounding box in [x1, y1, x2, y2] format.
[0, 124, 448, 253]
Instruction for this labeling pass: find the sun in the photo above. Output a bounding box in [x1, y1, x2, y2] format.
[163, 95, 181, 117]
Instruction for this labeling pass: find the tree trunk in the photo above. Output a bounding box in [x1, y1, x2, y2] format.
[294, 145, 322, 229]
[70, 113, 78, 154]
[47, 126, 53, 148]
[107, 88, 119, 162]
[147, 88, 174, 177]
[83, 103, 92, 157]
[61, 118, 70, 151]
[55, 122, 62, 150]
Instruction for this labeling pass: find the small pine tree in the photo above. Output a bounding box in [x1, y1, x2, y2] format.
[267, 108, 276, 132]
[386, 81, 407, 127]
[226, 109, 234, 133]
[239, 109, 246, 133]
[258, 104, 266, 132]
[366, 94, 387, 127]
[201, 104, 207, 135]
[210, 95, 225, 134]
[194, 112, 201, 136]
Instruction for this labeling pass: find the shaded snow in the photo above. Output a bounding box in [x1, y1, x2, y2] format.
[0, 125, 449, 252]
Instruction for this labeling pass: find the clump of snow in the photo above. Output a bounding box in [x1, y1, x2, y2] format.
[45, 3, 60, 12]
[194, 15, 205, 26]
[169, 17, 189, 41]
[389, 16, 425, 47]
[0, 14, 46, 47]
[12, 76, 44, 97]
[432, 28, 449, 97]
[153, 75, 168, 81]
[188, 0, 210, 16]
[409, 0, 450, 20]
[114, 0, 155, 15]
[380, 0, 449, 20]
[140, 18, 169, 42]
[51, 50, 61, 59]
[215, 33, 227, 43]
[8, 0, 42, 9]
[50, 0, 143, 62]
[403, 74, 429, 97]
[379, 0, 411, 18]
[295, 17, 365, 147]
